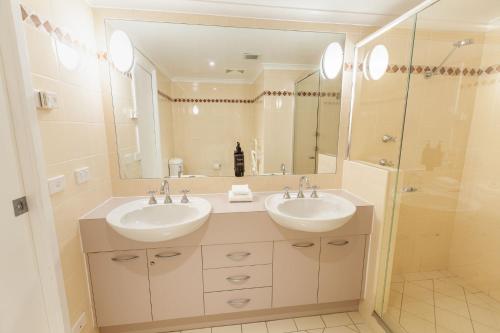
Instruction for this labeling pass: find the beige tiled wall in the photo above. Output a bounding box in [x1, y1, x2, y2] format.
[22, 0, 112, 332]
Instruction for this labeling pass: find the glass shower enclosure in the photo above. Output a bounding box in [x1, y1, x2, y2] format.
[349, 0, 500, 332]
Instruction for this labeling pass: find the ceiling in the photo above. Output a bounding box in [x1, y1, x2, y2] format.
[91, 0, 425, 26]
[108, 20, 345, 83]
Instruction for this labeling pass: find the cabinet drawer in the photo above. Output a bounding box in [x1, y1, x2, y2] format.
[203, 264, 272, 292]
[202, 242, 273, 268]
[204, 287, 272, 315]
[318, 235, 366, 303]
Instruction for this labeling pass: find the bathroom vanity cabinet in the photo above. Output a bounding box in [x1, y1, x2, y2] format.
[80, 191, 373, 328]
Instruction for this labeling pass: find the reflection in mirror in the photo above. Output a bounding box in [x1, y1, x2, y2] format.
[106, 21, 345, 179]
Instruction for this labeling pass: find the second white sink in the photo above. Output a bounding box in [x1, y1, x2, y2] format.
[106, 197, 212, 242]
[265, 192, 356, 232]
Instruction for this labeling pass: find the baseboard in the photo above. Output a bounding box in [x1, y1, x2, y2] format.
[101, 301, 359, 333]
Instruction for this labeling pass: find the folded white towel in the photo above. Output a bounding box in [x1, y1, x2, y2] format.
[231, 184, 251, 195]
[228, 190, 253, 202]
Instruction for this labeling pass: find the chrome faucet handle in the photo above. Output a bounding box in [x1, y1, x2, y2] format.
[180, 189, 190, 203]
[164, 193, 173, 204]
[283, 186, 291, 199]
[148, 190, 157, 205]
[310, 185, 319, 198]
[280, 163, 286, 175]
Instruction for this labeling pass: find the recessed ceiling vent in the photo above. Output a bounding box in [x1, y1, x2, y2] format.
[244, 53, 260, 60]
[225, 69, 245, 74]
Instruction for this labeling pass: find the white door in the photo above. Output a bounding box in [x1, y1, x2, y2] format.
[133, 62, 162, 178]
[0, 55, 51, 333]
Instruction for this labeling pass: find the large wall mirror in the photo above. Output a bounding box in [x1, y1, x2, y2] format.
[106, 20, 345, 179]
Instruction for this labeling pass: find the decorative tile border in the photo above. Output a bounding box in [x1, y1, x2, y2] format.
[159, 90, 342, 104]
[353, 62, 500, 77]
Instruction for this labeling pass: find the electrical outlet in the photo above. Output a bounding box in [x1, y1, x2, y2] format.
[74, 167, 90, 185]
[72, 312, 87, 333]
[47, 175, 65, 195]
[35, 90, 59, 110]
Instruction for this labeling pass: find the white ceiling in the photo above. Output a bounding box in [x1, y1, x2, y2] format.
[91, 0, 425, 26]
[108, 20, 345, 83]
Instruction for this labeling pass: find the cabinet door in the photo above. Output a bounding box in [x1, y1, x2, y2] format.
[318, 235, 366, 303]
[88, 250, 152, 327]
[148, 246, 204, 320]
[272, 239, 320, 307]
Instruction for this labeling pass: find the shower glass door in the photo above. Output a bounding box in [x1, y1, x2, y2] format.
[374, 1, 500, 332]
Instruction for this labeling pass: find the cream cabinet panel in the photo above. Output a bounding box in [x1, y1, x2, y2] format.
[203, 264, 272, 292]
[204, 287, 272, 315]
[88, 250, 152, 327]
[318, 236, 366, 303]
[202, 242, 273, 268]
[148, 246, 204, 320]
[272, 239, 320, 307]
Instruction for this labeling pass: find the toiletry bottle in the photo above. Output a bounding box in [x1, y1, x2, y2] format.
[234, 142, 245, 177]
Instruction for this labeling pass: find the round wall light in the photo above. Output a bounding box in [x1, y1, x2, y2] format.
[55, 39, 80, 71]
[321, 42, 344, 80]
[109, 30, 134, 73]
[366, 44, 389, 80]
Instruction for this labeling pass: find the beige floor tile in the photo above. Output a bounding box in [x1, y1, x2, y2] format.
[468, 304, 500, 329]
[294, 316, 325, 330]
[267, 319, 297, 333]
[411, 279, 434, 291]
[472, 321, 500, 333]
[435, 279, 466, 300]
[347, 312, 364, 324]
[307, 329, 324, 333]
[435, 308, 474, 333]
[400, 311, 436, 333]
[355, 324, 372, 333]
[242, 322, 267, 333]
[435, 293, 470, 317]
[405, 282, 435, 305]
[183, 329, 211, 333]
[402, 296, 436, 323]
[322, 313, 353, 327]
[323, 327, 358, 333]
[212, 326, 241, 333]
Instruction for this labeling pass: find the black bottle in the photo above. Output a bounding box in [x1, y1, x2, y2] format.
[234, 142, 245, 177]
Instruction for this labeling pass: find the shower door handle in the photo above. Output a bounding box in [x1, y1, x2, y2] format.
[402, 186, 418, 193]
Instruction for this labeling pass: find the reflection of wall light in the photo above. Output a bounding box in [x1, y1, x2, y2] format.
[192, 104, 200, 115]
[275, 97, 283, 110]
[321, 42, 343, 80]
[365, 44, 389, 81]
[109, 30, 134, 73]
[55, 40, 80, 70]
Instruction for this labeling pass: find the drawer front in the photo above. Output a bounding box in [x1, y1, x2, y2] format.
[203, 264, 272, 292]
[202, 242, 273, 268]
[204, 287, 272, 315]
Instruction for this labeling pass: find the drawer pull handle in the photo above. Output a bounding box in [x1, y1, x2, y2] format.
[226, 251, 251, 261]
[226, 275, 251, 283]
[111, 254, 139, 262]
[155, 251, 181, 258]
[227, 298, 251, 308]
[292, 242, 315, 248]
[328, 240, 350, 246]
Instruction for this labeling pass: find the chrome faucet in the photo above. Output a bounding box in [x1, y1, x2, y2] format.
[159, 177, 173, 204]
[280, 163, 286, 175]
[297, 176, 310, 198]
[180, 189, 190, 203]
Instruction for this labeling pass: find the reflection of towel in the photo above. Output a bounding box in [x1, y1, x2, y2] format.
[228, 191, 253, 202]
[231, 184, 250, 195]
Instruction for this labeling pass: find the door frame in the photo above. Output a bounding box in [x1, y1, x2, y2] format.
[0, 1, 70, 333]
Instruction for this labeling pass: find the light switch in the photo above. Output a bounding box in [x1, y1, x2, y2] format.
[74, 167, 90, 185]
[48, 175, 65, 195]
[35, 90, 59, 110]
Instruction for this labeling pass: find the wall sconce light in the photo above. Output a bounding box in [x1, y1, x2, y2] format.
[55, 39, 80, 71]
[321, 42, 344, 80]
[364, 44, 389, 81]
[109, 30, 134, 73]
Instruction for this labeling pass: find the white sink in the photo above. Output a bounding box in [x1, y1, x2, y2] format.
[106, 197, 212, 242]
[265, 192, 356, 232]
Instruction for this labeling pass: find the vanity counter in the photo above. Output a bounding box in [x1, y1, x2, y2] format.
[79, 189, 373, 253]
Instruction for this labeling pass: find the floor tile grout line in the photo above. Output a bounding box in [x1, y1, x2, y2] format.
[432, 278, 437, 333]
[463, 286, 477, 333]
[398, 280, 406, 325]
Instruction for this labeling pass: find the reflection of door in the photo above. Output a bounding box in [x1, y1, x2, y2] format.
[133, 60, 162, 178]
[293, 71, 320, 174]
[0, 56, 50, 333]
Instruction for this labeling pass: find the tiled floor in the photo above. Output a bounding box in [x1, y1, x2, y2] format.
[174, 313, 371, 333]
[383, 271, 500, 333]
